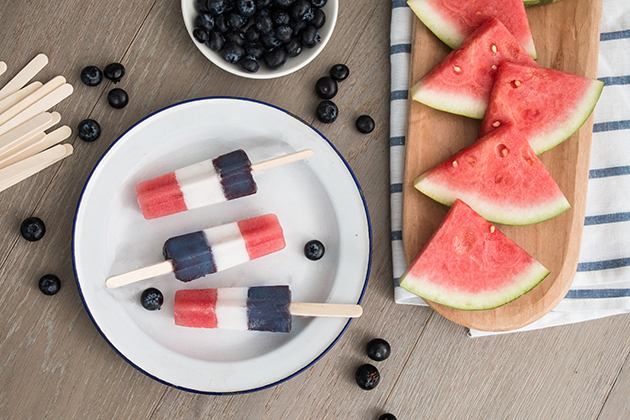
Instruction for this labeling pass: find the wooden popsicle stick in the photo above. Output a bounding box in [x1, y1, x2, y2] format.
[106, 260, 174, 288]
[0, 62, 6, 77]
[0, 76, 65, 127]
[251, 149, 314, 173]
[0, 82, 42, 114]
[0, 83, 73, 137]
[289, 302, 363, 318]
[0, 125, 71, 169]
[0, 143, 72, 193]
[0, 132, 46, 167]
[0, 54, 48, 102]
[0, 112, 58, 158]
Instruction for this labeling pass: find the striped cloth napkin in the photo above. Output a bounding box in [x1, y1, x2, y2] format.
[389, 0, 630, 337]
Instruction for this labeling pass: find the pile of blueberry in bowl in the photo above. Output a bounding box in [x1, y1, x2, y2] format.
[182, 0, 338, 79]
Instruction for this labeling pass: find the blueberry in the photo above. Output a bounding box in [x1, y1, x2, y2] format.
[222, 42, 246, 63]
[207, 31, 226, 51]
[205, 0, 231, 15]
[38, 274, 61, 296]
[196, 0, 212, 13]
[240, 56, 260, 72]
[193, 27, 210, 43]
[366, 338, 391, 361]
[236, 0, 256, 16]
[215, 14, 229, 32]
[309, 8, 325, 29]
[77, 119, 101, 142]
[301, 25, 320, 48]
[245, 25, 260, 43]
[316, 100, 338, 123]
[315, 76, 337, 99]
[290, 19, 308, 36]
[378, 415, 397, 420]
[304, 239, 325, 260]
[285, 38, 302, 57]
[330, 63, 349, 81]
[271, 9, 290, 26]
[263, 48, 288, 69]
[103, 63, 125, 83]
[356, 115, 375, 134]
[355, 364, 380, 390]
[275, 25, 293, 43]
[227, 12, 248, 30]
[108, 88, 129, 109]
[256, 0, 272, 7]
[80, 66, 102, 86]
[255, 15, 274, 34]
[224, 29, 245, 46]
[195, 13, 215, 31]
[261, 33, 282, 49]
[245, 42, 266, 59]
[274, 0, 295, 7]
[141, 288, 164, 310]
[291, 0, 313, 21]
[20, 217, 45, 241]
[310, 0, 326, 7]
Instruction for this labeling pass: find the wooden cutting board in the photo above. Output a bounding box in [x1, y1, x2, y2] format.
[402, 0, 603, 332]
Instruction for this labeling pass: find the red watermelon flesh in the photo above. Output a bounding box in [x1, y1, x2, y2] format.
[407, 0, 537, 59]
[480, 61, 604, 154]
[399, 199, 549, 311]
[411, 17, 537, 119]
[414, 123, 570, 225]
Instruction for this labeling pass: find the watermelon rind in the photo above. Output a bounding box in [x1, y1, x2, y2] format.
[411, 82, 486, 119]
[400, 258, 550, 311]
[415, 173, 570, 225]
[524, 0, 562, 7]
[528, 78, 604, 154]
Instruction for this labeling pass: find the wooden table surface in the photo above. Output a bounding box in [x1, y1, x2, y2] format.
[1, 1, 630, 419]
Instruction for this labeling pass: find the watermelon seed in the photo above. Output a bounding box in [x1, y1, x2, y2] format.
[495, 174, 504, 183]
[490, 225, 495, 233]
[452, 160, 458, 167]
[498, 145, 509, 157]
[453, 65, 461, 72]
[491, 44, 497, 53]
[511, 80, 522, 88]
[492, 65, 497, 70]
[492, 121, 501, 128]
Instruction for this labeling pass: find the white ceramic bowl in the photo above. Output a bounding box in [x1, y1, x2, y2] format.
[181, 0, 338, 79]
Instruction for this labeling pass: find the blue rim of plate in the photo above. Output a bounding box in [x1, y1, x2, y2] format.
[71, 96, 372, 395]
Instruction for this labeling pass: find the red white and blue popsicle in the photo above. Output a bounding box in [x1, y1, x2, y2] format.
[174, 285, 363, 333]
[136, 149, 314, 220]
[105, 214, 285, 288]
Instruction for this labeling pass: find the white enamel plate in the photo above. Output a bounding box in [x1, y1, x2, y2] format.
[72, 97, 371, 394]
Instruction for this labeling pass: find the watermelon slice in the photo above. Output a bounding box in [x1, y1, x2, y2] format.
[414, 123, 570, 225]
[411, 17, 537, 119]
[480, 61, 604, 154]
[407, 0, 537, 59]
[399, 199, 549, 311]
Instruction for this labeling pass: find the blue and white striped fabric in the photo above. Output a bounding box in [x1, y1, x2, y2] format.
[389, 0, 630, 336]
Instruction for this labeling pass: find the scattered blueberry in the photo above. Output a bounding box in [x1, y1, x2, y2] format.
[356, 115, 375, 134]
[316, 100, 338, 123]
[80, 66, 103, 86]
[107, 88, 129, 109]
[103, 63, 125, 83]
[304, 239, 325, 260]
[20, 217, 46, 242]
[330, 63, 349, 81]
[77, 119, 101, 142]
[38, 274, 61, 296]
[355, 364, 380, 390]
[141, 288, 164, 311]
[315, 76, 337, 99]
[366, 338, 391, 361]
[378, 415, 397, 420]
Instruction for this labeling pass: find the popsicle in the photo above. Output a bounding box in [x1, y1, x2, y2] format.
[135, 148, 314, 220]
[105, 213, 285, 288]
[174, 285, 363, 333]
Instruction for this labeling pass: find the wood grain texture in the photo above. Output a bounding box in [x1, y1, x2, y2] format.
[402, 0, 603, 331]
[0, 0, 629, 419]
